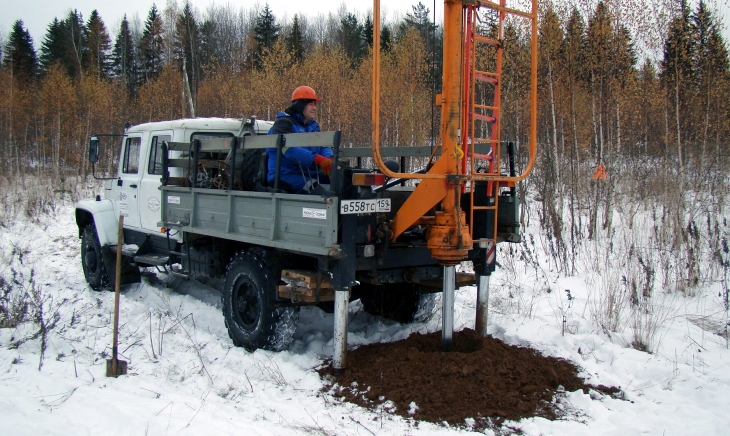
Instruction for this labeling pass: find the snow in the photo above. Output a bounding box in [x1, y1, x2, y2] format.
[1, 191, 730, 435]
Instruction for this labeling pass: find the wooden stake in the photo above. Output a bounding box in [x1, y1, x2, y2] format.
[107, 214, 127, 377]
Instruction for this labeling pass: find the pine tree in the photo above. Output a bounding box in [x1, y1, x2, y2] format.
[174, 2, 201, 116]
[539, 8, 564, 77]
[538, 6, 564, 150]
[381, 25, 392, 52]
[537, 6, 565, 249]
[500, 23, 530, 145]
[38, 11, 88, 79]
[586, 1, 619, 156]
[138, 4, 165, 84]
[563, 8, 586, 86]
[2, 20, 38, 81]
[691, 0, 730, 159]
[637, 60, 662, 153]
[363, 16, 374, 48]
[199, 19, 217, 67]
[64, 10, 88, 79]
[661, 0, 694, 166]
[692, 0, 714, 91]
[400, 2, 437, 44]
[399, 2, 441, 93]
[585, 1, 627, 238]
[286, 15, 305, 64]
[39, 18, 66, 74]
[339, 13, 364, 66]
[587, 2, 615, 90]
[195, 3, 249, 70]
[562, 8, 586, 159]
[253, 3, 280, 70]
[85, 10, 112, 78]
[692, 1, 730, 101]
[112, 15, 136, 95]
[610, 24, 636, 92]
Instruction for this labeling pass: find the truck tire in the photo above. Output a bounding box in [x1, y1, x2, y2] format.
[240, 149, 262, 191]
[222, 249, 298, 351]
[359, 283, 437, 324]
[81, 223, 109, 291]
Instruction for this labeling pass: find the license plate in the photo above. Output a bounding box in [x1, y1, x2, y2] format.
[340, 198, 391, 214]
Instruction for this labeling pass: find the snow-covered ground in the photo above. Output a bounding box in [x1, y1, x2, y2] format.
[1, 192, 729, 435]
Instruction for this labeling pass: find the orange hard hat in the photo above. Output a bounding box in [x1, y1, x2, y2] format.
[291, 85, 321, 102]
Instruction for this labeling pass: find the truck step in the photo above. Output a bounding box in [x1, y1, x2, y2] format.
[169, 265, 191, 280]
[133, 254, 170, 266]
[110, 244, 140, 257]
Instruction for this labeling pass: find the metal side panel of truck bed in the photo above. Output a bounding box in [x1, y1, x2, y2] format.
[160, 187, 341, 257]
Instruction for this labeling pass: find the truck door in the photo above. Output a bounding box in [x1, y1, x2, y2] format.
[139, 131, 172, 232]
[118, 135, 143, 228]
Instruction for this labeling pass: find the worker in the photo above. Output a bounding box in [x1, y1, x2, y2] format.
[267, 85, 333, 194]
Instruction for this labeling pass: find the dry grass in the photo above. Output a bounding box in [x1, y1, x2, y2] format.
[0, 173, 101, 226]
[522, 155, 730, 352]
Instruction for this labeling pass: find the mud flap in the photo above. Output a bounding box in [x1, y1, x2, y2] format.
[102, 246, 141, 286]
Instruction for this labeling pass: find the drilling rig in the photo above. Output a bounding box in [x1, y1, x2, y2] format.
[76, 0, 537, 372]
[346, 0, 538, 363]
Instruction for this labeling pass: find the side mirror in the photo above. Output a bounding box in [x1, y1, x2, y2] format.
[89, 137, 99, 163]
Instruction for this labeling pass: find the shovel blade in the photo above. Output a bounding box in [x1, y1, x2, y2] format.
[106, 358, 128, 377]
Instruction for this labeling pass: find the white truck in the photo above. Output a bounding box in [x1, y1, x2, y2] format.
[75, 117, 520, 365]
[74, 0, 539, 371]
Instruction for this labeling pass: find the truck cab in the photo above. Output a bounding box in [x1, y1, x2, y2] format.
[75, 118, 272, 288]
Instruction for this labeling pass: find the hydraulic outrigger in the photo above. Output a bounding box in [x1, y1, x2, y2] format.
[333, 0, 537, 369]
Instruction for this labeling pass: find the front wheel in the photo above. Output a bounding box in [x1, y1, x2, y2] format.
[81, 223, 109, 291]
[222, 249, 298, 351]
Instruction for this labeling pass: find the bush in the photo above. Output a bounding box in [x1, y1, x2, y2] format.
[0, 271, 30, 329]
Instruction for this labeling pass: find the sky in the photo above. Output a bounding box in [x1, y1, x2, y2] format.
[0, 0, 728, 55]
[0, 0, 444, 49]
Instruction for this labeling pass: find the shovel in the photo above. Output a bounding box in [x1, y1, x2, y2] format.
[107, 214, 128, 377]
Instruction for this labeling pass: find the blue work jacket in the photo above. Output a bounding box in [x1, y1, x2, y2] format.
[266, 111, 333, 193]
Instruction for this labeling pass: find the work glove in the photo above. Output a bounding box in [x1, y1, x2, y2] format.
[313, 154, 333, 176]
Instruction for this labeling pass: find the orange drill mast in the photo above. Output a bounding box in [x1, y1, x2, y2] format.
[371, 0, 538, 266]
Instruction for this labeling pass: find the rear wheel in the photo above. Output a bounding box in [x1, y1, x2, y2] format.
[222, 249, 298, 351]
[81, 223, 109, 291]
[359, 283, 436, 323]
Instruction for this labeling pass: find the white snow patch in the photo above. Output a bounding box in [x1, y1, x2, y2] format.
[0, 196, 728, 436]
[409, 401, 420, 415]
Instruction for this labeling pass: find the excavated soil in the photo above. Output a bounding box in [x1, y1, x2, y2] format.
[319, 329, 619, 430]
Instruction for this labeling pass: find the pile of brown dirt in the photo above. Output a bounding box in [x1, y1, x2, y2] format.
[319, 329, 618, 429]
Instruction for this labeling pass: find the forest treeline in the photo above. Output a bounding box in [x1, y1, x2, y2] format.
[0, 0, 728, 180]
